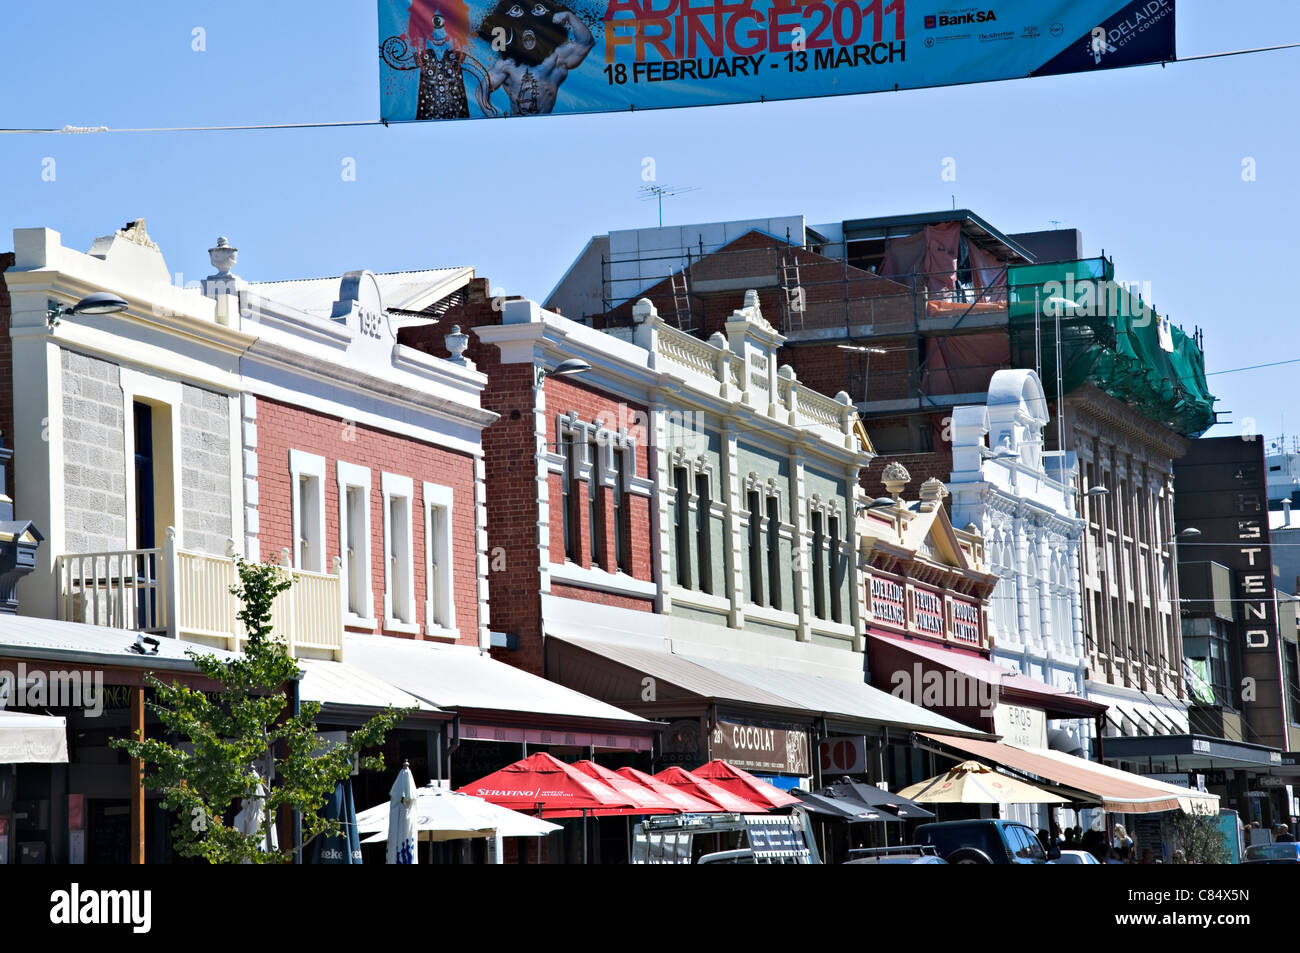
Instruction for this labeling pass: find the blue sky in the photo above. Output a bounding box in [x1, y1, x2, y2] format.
[2, 1, 1297, 441]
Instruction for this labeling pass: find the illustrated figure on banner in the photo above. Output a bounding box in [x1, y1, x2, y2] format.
[381, 0, 496, 119]
[475, 0, 594, 116]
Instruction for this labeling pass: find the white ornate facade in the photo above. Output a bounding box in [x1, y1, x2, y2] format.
[949, 370, 1088, 753]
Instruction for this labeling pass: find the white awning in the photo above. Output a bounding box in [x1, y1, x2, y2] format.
[296, 659, 443, 716]
[342, 634, 652, 728]
[0, 710, 68, 764]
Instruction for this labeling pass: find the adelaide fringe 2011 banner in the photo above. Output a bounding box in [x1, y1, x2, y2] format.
[378, 0, 1174, 121]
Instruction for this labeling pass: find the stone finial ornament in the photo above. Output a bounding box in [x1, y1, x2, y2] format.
[209, 236, 238, 276]
[881, 460, 911, 501]
[445, 324, 469, 364]
[918, 477, 949, 511]
[120, 218, 159, 251]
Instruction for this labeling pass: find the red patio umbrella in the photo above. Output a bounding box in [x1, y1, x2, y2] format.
[458, 752, 635, 815]
[616, 767, 722, 813]
[691, 760, 802, 809]
[571, 761, 681, 815]
[654, 766, 770, 813]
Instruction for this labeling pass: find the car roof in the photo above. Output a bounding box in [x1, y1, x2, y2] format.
[917, 819, 1028, 829]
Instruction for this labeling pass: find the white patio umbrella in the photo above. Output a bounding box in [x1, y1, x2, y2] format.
[387, 762, 419, 865]
[359, 785, 560, 842]
[233, 769, 278, 859]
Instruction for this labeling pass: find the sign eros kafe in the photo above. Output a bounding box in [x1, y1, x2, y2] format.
[377, 0, 1176, 121]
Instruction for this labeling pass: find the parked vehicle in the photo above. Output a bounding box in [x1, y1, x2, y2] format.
[913, 819, 1055, 864]
[632, 813, 821, 864]
[1049, 849, 1101, 865]
[844, 845, 948, 864]
[1243, 843, 1300, 864]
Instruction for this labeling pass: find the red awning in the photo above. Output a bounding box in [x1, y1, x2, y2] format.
[654, 766, 771, 813]
[617, 767, 722, 813]
[571, 760, 682, 815]
[458, 752, 636, 814]
[867, 633, 1105, 720]
[691, 760, 801, 809]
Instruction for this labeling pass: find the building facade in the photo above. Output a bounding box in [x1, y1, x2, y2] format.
[949, 369, 1089, 753]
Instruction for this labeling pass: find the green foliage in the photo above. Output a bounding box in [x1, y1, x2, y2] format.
[1167, 806, 1230, 865]
[111, 557, 410, 864]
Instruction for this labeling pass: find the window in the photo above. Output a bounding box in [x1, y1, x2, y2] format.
[810, 510, 825, 619]
[588, 435, 604, 568]
[674, 466, 693, 589]
[561, 431, 577, 562]
[423, 482, 455, 635]
[289, 450, 326, 572]
[766, 496, 782, 611]
[695, 472, 712, 595]
[829, 514, 843, 624]
[337, 462, 373, 623]
[612, 447, 632, 574]
[747, 490, 763, 605]
[1285, 642, 1300, 725]
[382, 473, 415, 629]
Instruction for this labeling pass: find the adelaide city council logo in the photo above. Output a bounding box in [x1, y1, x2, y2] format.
[1050, 22, 1064, 36]
[925, 36, 934, 46]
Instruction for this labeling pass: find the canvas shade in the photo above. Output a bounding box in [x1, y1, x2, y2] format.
[654, 766, 770, 813]
[387, 764, 419, 864]
[616, 767, 721, 813]
[0, 710, 68, 763]
[358, 786, 561, 841]
[570, 761, 681, 815]
[921, 733, 1219, 814]
[794, 790, 886, 822]
[818, 777, 935, 820]
[898, 760, 1070, 805]
[691, 760, 801, 809]
[458, 752, 635, 814]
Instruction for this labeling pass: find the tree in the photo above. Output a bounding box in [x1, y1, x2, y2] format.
[1167, 806, 1230, 864]
[112, 557, 409, 864]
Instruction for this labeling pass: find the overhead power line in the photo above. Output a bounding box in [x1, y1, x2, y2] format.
[0, 41, 1296, 137]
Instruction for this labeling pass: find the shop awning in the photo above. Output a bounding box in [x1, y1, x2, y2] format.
[343, 634, 656, 747]
[550, 635, 992, 739]
[295, 658, 448, 722]
[868, 634, 1105, 720]
[0, 710, 68, 763]
[919, 732, 1218, 814]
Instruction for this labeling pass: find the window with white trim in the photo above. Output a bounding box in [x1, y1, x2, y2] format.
[289, 450, 326, 573]
[337, 462, 374, 623]
[382, 473, 415, 629]
[423, 482, 456, 635]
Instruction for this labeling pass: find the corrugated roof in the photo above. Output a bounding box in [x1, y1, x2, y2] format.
[342, 634, 652, 726]
[296, 658, 441, 715]
[248, 267, 474, 317]
[0, 615, 238, 672]
[554, 635, 991, 737]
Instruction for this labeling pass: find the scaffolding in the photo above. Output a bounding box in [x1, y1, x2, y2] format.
[597, 238, 1215, 439]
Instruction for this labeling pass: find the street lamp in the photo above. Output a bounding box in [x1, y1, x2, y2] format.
[46, 291, 129, 328]
[1169, 528, 1201, 543]
[534, 358, 591, 387]
[856, 496, 897, 514]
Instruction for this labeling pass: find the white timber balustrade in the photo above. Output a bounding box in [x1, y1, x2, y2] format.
[55, 528, 343, 660]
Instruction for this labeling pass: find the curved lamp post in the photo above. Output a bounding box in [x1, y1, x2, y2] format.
[47, 291, 129, 328]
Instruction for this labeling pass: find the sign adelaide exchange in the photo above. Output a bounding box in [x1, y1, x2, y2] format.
[378, 0, 1175, 120]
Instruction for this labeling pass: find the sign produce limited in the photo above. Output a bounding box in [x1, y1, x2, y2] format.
[378, 0, 1175, 120]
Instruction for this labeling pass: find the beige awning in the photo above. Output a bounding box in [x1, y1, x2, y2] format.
[921, 732, 1219, 814]
[0, 710, 68, 763]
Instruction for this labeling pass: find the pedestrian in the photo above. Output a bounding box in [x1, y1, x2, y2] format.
[1112, 823, 1134, 862]
[1277, 824, 1294, 843]
[1138, 848, 1156, 864]
[1171, 849, 1187, 864]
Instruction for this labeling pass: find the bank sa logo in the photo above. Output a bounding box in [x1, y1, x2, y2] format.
[927, 10, 996, 28]
[924, 15, 936, 28]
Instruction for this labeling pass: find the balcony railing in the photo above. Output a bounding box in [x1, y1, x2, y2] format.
[55, 528, 343, 660]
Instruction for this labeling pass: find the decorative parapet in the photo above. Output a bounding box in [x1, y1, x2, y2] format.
[633, 294, 858, 450]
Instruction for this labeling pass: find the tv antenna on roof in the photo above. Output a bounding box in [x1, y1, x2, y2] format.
[639, 184, 699, 227]
[1049, 219, 1063, 229]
